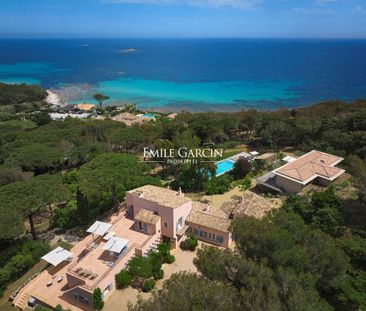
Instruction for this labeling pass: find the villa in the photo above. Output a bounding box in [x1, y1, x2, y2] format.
[13, 185, 232, 311]
[74, 103, 96, 111]
[111, 112, 153, 126]
[256, 150, 345, 194]
[12, 184, 279, 311]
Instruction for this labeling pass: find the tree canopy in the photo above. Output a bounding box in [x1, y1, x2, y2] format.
[0, 173, 70, 240]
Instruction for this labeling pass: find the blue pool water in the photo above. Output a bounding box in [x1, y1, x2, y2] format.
[216, 159, 235, 176]
[142, 113, 155, 119]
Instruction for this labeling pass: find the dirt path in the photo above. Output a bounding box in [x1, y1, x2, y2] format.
[104, 246, 198, 311]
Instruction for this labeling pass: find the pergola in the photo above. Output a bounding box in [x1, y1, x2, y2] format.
[86, 221, 112, 240]
[102, 237, 129, 254]
[41, 247, 73, 266]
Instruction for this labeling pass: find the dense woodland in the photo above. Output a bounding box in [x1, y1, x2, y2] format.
[0, 84, 365, 310]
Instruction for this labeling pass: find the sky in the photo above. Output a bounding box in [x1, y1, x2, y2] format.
[0, 0, 365, 38]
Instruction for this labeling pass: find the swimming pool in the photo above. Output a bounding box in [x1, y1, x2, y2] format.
[142, 113, 155, 119]
[215, 159, 235, 176]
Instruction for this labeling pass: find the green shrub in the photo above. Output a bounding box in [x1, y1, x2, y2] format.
[148, 252, 163, 280]
[181, 236, 198, 251]
[204, 175, 232, 195]
[153, 268, 164, 280]
[115, 270, 132, 289]
[157, 242, 175, 264]
[166, 254, 175, 264]
[0, 240, 50, 293]
[239, 175, 252, 191]
[35, 305, 53, 311]
[142, 279, 156, 292]
[92, 287, 104, 311]
[127, 256, 153, 279]
[52, 202, 78, 231]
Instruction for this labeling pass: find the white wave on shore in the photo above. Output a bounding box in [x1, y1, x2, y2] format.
[46, 90, 63, 106]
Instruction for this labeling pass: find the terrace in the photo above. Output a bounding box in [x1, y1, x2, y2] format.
[13, 212, 153, 311]
[66, 217, 149, 290]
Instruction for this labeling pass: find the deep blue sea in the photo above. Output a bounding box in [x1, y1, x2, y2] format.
[0, 38, 365, 111]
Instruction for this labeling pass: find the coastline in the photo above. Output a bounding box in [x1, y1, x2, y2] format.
[46, 90, 63, 107]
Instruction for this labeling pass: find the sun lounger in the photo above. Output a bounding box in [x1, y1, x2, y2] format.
[90, 273, 98, 279]
[83, 270, 92, 277]
[47, 281, 53, 287]
[57, 276, 63, 283]
[74, 267, 83, 273]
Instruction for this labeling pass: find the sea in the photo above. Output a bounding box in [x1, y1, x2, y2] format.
[0, 38, 365, 111]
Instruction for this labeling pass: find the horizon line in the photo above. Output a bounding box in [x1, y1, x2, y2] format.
[1, 36, 366, 40]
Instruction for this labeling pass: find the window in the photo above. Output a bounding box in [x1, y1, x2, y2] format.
[217, 236, 224, 244]
[73, 292, 89, 305]
[208, 233, 212, 239]
[164, 223, 168, 228]
[193, 228, 198, 235]
[204, 231, 208, 238]
[178, 217, 183, 226]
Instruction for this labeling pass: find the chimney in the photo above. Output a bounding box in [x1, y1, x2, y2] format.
[178, 187, 183, 197]
[204, 204, 210, 212]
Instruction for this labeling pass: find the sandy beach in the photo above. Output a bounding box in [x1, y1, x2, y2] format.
[46, 90, 63, 106]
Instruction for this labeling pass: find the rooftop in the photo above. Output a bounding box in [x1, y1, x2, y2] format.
[69, 216, 148, 289]
[14, 212, 150, 311]
[192, 201, 228, 219]
[41, 247, 73, 267]
[86, 221, 112, 236]
[112, 112, 137, 121]
[186, 209, 231, 232]
[75, 103, 95, 111]
[127, 185, 191, 209]
[220, 191, 277, 219]
[111, 112, 150, 126]
[274, 150, 344, 184]
[134, 208, 160, 224]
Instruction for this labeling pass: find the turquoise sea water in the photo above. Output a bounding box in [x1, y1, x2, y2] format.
[95, 78, 298, 109]
[0, 39, 365, 111]
[0, 77, 41, 84]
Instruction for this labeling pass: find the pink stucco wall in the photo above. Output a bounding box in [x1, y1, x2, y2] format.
[126, 192, 192, 239]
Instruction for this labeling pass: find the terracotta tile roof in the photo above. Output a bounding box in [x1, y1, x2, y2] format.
[134, 209, 160, 225]
[274, 150, 343, 183]
[75, 103, 95, 111]
[127, 185, 191, 209]
[192, 201, 228, 219]
[112, 112, 137, 121]
[186, 209, 231, 232]
[220, 191, 276, 219]
[111, 112, 150, 126]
